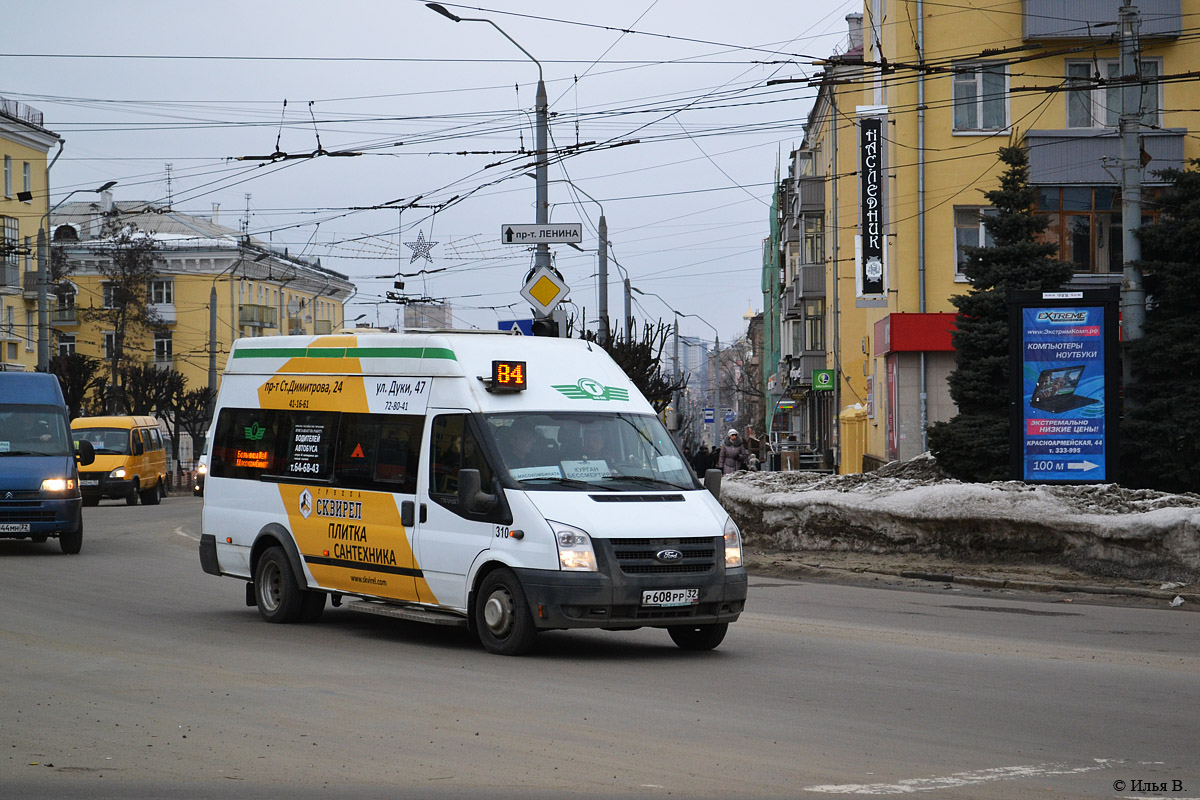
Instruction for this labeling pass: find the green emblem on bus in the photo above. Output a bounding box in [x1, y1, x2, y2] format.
[552, 378, 629, 402]
[244, 422, 267, 441]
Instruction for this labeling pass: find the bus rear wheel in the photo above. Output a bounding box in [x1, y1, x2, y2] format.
[254, 546, 305, 623]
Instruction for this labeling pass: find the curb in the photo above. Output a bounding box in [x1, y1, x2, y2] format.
[889, 569, 1199, 605]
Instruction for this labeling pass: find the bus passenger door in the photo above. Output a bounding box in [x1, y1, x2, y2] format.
[415, 413, 502, 610]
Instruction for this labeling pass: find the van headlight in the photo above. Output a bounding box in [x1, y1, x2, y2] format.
[41, 478, 76, 493]
[724, 517, 743, 568]
[552, 521, 597, 572]
[110, 467, 126, 479]
[197, 462, 207, 476]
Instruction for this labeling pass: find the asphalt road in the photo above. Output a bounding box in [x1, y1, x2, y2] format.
[1, 495, 1197, 800]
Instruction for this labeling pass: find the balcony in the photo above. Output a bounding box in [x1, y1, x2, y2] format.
[314, 320, 333, 335]
[1025, 128, 1184, 185]
[149, 303, 176, 325]
[22, 271, 38, 299]
[786, 354, 827, 388]
[50, 306, 78, 326]
[149, 355, 177, 371]
[1022, 0, 1180, 39]
[238, 303, 278, 329]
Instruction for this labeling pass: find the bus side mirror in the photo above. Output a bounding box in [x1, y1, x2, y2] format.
[457, 468, 497, 513]
[704, 468, 722, 501]
[75, 439, 95, 467]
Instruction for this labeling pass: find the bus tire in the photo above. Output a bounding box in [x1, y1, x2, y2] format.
[668, 623, 728, 651]
[140, 478, 161, 506]
[254, 546, 304, 623]
[475, 568, 537, 656]
[299, 591, 326, 623]
[125, 480, 139, 506]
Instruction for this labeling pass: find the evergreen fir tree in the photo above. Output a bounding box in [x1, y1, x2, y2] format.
[928, 145, 1072, 481]
[1121, 161, 1200, 493]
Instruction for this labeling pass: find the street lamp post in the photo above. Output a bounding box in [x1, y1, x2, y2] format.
[427, 3, 551, 311]
[556, 183, 609, 344]
[36, 180, 117, 371]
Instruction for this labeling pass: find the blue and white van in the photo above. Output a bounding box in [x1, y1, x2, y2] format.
[199, 332, 747, 654]
[0, 372, 95, 554]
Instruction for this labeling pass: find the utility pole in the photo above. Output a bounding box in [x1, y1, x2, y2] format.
[598, 213, 609, 345]
[1119, 0, 1145, 389]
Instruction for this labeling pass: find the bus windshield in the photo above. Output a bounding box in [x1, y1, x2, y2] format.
[0, 405, 73, 457]
[71, 427, 132, 456]
[483, 411, 696, 491]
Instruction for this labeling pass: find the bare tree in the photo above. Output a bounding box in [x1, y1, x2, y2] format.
[78, 225, 163, 413]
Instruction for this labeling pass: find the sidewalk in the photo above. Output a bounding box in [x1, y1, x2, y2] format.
[744, 548, 1199, 608]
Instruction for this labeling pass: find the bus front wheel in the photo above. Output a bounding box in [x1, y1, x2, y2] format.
[475, 568, 537, 656]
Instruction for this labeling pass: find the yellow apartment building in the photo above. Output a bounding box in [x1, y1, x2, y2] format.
[773, 0, 1198, 472]
[0, 96, 59, 372]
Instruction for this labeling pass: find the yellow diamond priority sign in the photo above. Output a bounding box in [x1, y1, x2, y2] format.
[520, 266, 570, 314]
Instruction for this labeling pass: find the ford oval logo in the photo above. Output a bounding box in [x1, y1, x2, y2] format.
[656, 549, 684, 563]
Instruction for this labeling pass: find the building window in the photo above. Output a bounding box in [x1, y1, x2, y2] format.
[3, 156, 10, 197]
[22, 162, 30, 199]
[23, 236, 31, 272]
[149, 278, 173, 305]
[801, 216, 824, 266]
[57, 333, 76, 357]
[25, 310, 33, 351]
[953, 63, 1007, 131]
[954, 207, 998, 277]
[103, 331, 116, 361]
[1067, 59, 1160, 128]
[804, 298, 825, 352]
[102, 282, 116, 309]
[1, 217, 17, 288]
[1035, 186, 1159, 273]
[154, 332, 173, 364]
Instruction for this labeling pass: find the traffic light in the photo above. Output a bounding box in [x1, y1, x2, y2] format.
[531, 317, 559, 337]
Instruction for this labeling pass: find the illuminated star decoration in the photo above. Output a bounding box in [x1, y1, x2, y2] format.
[404, 230, 438, 264]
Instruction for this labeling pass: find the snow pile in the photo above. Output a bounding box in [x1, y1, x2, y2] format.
[721, 456, 1200, 580]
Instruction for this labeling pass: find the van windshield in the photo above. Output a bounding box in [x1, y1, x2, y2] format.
[71, 427, 131, 455]
[0, 405, 73, 457]
[483, 412, 697, 491]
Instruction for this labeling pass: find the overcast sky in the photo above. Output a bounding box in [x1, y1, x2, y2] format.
[7, 0, 855, 344]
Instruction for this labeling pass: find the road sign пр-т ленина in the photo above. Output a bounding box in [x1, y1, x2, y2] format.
[502, 224, 583, 244]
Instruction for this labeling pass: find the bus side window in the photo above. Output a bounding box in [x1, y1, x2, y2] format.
[333, 413, 421, 494]
[131, 430, 145, 456]
[211, 408, 285, 480]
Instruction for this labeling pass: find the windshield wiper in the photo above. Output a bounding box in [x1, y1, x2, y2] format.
[518, 476, 616, 491]
[0, 449, 42, 457]
[598, 475, 688, 490]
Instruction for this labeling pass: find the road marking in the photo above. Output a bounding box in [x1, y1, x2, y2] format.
[175, 526, 199, 542]
[804, 761, 1111, 794]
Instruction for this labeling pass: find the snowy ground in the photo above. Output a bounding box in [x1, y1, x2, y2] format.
[722, 454, 1200, 585]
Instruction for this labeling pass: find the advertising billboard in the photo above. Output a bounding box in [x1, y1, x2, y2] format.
[1010, 289, 1119, 483]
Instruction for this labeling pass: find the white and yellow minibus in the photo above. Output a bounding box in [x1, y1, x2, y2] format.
[199, 331, 746, 654]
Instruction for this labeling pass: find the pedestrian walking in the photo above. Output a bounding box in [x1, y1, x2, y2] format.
[718, 429, 747, 474]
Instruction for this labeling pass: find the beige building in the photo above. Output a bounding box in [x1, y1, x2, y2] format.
[50, 199, 356, 395]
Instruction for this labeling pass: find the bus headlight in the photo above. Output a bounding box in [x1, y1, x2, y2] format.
[552, 522, 597, 572]
[724, 517, 743, 568]
[110, 467, 126, 479]
[197, 462, 207, 476]
[41, 478, 76, 492]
